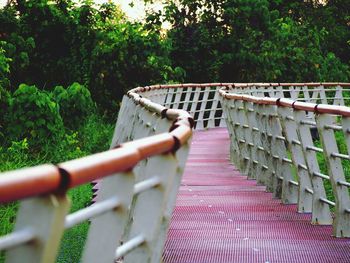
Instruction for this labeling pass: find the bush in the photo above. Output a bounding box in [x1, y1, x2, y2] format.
[0, 44, 11, 143]
[6, 84, 64, 148]
[0, 87, 10, 142]
[53, 83, 95, 129]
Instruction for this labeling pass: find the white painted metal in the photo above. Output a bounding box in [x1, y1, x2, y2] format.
[316, 114, 350, 237]
[294, 110, 332, 224]
[0, 228, 35, 251]
[221, 83, 350, 237]
[65, 197, 121, 229]
[196, 87, 211, 129]
[82, 171, 135, 263]
[278, 107, 313, 212]
[123, 153, 177, 263]
[6, 194, 70, 263]
[151, 137, 191, 263]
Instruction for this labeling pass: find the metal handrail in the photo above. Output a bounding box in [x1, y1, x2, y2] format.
[219, 83, 350, 238]
[2, 82, 350, 263]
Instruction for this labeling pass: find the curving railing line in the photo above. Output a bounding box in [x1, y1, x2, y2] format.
[219, 83, 350, 238]
[0, 88, 193, 263]
[1, 82, 350, 263]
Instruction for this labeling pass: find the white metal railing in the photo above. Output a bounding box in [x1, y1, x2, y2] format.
[1, 82, 350, 263]
[219, 83, 350, 237]
[0, 88, 193, 263]
[136, 84, 227, 129]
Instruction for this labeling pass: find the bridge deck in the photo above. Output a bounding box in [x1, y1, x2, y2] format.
[163, 128, 350, 263]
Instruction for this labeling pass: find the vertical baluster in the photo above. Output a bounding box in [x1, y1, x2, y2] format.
[151, 138, 191, 262]
[318, 85, 328, 104]
[124, 153, 177, 262]
[196, 87, 211, 130]
[302, 85, 311, 103]
[278, 107, 313, 212]
[159, 88, 168, 105]
[253, 103, 271, 186]
[242, 100, 260, 180]
[311, 87, 320, 103]
[316, 113, 350, 237]
[82, 170, 135, 263]
[258, 103, 276, 192]
[111, 96, 137, 147]
[294, 111, 332, 224]
[164, 88, 174, 107]
[290, 86, 301, 100]
[181, 87, 193, 113]
[276, 107, 300, 205]
[172, 88, 183, 109]
[235, 100, 253, 177]
[275, 85, 284, 98]
[189, 87, 202, 128]
[265, 104, 288, 199]
[256, 85, 265, 97]
[217, 99, 227, 128]
[222, 98, 241, 168]
[6, 193, 70, 263]
[231, 100, 250, 174]
[334, 85, 345, 106]
[207, 88, 220, 128]
[189, 87, 201, 115]
[218, 87, 229, 128]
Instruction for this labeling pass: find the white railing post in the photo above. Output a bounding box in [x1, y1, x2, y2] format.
[316, 113, 350, 237]
[277, 106, 313, 212]
[189, 87, 201, 117]
[252, 103, 271, 186]
[122, 153, 178, 262]
[111, 95, 138, 147]
[82, 171, 135, 263]
[164, 88, 174, 107]
[234, 99, 253, 177]
[293, 110, 332, 224]
[172, 88, 183, 109]
[5, 194, 70, 263]
[264, 103, 288, 199]
[181, 87, 193, 112]
[220, 98, 240, 167]
[207, 88, 220, 128]
[229, 99, 250, 174]
[196, 86, 211, 130]
[241, 99, 259, 180]
[256, 103, 276, 191]
[276, 107, 300, 205]
[334, 85, 345, 106]
[151, 138, 191, 262]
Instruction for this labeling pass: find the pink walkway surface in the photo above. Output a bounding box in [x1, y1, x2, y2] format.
[163, 128, 350, 263]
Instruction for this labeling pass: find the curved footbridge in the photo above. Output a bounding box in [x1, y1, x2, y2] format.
[164, 128, 350, 263]
[1, 83, 350, 263]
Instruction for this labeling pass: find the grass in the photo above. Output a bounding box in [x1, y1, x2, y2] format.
[314, 130, 350, 205]
[0, 114, 113, 263]
[57, 184, 93, 263]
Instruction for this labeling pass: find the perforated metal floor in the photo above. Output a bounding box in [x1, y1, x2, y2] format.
[163, 128, 350, 263]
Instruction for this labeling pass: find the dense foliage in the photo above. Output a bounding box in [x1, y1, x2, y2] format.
[146, 0, 349, 83]
[0, 0, 183, 116]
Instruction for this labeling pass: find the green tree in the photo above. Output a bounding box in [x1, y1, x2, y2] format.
[147, 0, 349, 83]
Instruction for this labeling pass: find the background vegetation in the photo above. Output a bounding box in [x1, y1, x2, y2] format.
[0, 0, 349, 262]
